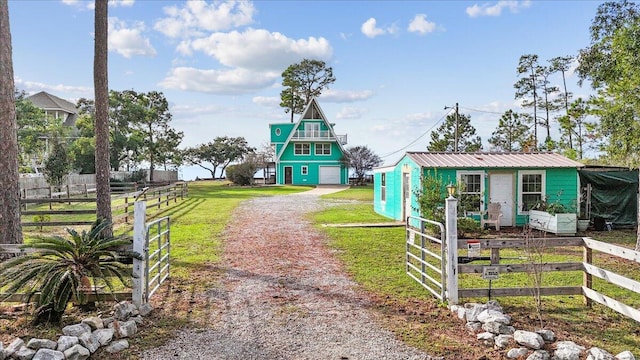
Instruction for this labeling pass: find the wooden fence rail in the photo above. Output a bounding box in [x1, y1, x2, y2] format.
[454, 236, 640, 322]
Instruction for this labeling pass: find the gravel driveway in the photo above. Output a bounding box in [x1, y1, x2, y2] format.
[143, 188, 432, 360]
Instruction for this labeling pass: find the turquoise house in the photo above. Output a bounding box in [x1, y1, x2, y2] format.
[270, 98, 349, 185]
[373, 152, 584, 226]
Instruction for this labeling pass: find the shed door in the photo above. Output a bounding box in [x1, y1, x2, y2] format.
[489, 173, 513, 227]
[319, 166, 341, 184]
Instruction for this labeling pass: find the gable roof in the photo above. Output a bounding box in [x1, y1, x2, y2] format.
[404, 152, 585, 168]
[275, 98, 346, 161]
[26, 91, 77, 114]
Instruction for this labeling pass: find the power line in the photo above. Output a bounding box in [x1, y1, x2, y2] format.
[459, 106, 505, 115]
[380, 110, 453, 159]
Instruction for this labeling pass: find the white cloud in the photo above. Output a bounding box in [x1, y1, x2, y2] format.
[171, 103, 227, 117]
[252, 96, 280, 107]
[361, 18, 386, 38]
[408, 14, 436, 35]
[159, 67, 279, 94]
[466, 1, 531, 18]
[109, 18, 157, 58]
[320, 89, 374, 103]
[154, 0, 255, 39]
[183, 28, 333, 71]
[336, 106, 368, 120]
[110, 0, 134, 7]
[15, 77, 93, 96]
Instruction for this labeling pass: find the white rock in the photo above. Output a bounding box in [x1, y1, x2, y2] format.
[464, 303, 486, 322]
[138, 303, 153, 316]
[81, 316, 104, 330]
[465, 321, 482, 334]
[32, 349, 65, 360]
[63, 344, 90, 360]
[514, 330, 545, 350]
[477, 332, 495, 346]
[616, 350, 636, 360]
[536, 329, 556, 342]
[13, 346, 36, 360]
[5, 338, 24, 357]
[114, 301, 138, 321]
[112, 320, 138, 338]
[0, 342, 4, 360]
[554, 341, 585, 360]
[482, 321, 504, 334]
[449, 304, 461, 314]
[55, 336, 78, 352]
[587, 347, 616, 360]
[78, 332, 100, 354]
[486, 300, 503, 312]
[477, 309, 511, 325]
[494, 334, 513, 349]
[507, 347, 529, 359]
[61, 323, 91, 337]
[93, 328, 114, 346]
[105, 339, 129, 353]
[26, 339, 57, 351]
[457, 306, 466, 320]
[526, 349, 550, 360]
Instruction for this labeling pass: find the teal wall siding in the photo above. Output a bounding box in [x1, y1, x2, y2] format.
[279, 141, 344, 162]
[374, 158, 580, 228]
[270, 123, 294, 143]
[277, 161, 347, 185]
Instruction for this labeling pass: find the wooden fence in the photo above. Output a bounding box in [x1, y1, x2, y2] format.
[19, 182, 188, 229]
[455, 236, 640, 322]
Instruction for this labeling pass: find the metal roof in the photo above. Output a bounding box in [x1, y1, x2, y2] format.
[405, 152, 585, 168]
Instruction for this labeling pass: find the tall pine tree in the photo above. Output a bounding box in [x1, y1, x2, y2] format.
[428, 113, 481, 152]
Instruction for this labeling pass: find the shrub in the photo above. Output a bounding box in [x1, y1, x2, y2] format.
[0, 219, 139, 324]
[226, 162, 257, 186]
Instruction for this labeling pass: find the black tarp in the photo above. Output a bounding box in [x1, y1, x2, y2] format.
[578, 169, 638, 228]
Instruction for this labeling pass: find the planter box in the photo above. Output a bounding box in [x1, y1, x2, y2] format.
[529, 210, 577, 236]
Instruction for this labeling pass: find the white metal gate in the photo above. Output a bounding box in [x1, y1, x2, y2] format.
[144, 216, 170, 302]
[405, 216, 446, 300]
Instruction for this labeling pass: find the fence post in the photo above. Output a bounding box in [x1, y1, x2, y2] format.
[132, 201, 147, 308]
[445, 194, 459, 305]
[583, 238, 593, 308]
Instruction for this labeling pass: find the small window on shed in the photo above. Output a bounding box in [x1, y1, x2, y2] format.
[381, 173, 386, 202]
[275, 128, 281, 136]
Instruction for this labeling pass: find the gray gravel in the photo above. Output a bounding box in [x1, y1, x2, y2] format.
[142, 190, 432, 360]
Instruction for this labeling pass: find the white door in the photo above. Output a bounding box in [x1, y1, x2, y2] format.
[489, 173, 514, 227]
[319, 166, 341, 184]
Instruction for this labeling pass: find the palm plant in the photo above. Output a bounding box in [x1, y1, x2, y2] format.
[0, 219, 139, 323]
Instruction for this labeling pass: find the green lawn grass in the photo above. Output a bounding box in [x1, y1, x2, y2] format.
[311, 186, 640, 357]
[321, 184, 374, 201]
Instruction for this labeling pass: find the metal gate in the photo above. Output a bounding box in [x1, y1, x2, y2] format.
[406, 216, 446, 300]
[144, 216, 171, 302]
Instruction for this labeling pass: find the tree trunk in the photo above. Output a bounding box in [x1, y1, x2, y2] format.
[94, 0, 112, 235]
[0, 0, 22, 244]
[636, 170, 640, 252]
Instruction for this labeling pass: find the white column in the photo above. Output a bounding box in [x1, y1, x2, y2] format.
[132, 201, 147, 307]
[445, 195, 459, 305]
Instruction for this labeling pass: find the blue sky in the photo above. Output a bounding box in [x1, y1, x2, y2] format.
[8, 0, 603, 180]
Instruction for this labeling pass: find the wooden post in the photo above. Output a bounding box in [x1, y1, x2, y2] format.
[132, 201, 147, 307]
[49, 186, 53, 210]
[583, 239, 593, 308]
[445, 195, 459, 305]
[124, 196, 129, 224]
[490, 248, 500, 264]
[66, 184, 71, 205]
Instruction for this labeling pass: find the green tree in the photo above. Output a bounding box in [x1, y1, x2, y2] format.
[514, 54, 542, 149]
[184, 136, 255, 179]
[43, 138, 72, 190]
[345, 145, 382, 185]
[428, 113, 481, 152]
[0, 0, 22, 244]
[488, 110, 533, 152]
[280, 59, 335, 122]
[538, 66, 559, 142]
[549, 55, 575, 149]
[577, 1, 640, 250]
[226, 162, 258, 186]
[557, 98, 592, 159]
[69, 136, 95, 174]
[0, 219, 138, 324]
[16, 90, 46, 170]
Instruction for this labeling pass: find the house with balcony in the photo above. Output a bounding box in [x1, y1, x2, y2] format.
[26, 91, 79, 128]
[270, 98, 349, 185]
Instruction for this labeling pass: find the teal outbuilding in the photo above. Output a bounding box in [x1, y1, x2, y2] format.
[270, 98, 349, 185]
[373, 152, 585, 226]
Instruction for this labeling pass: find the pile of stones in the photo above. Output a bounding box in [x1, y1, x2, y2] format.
[451, 301, 635, 360]
[1, 301, 153, 360]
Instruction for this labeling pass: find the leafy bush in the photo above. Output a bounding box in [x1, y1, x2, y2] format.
[0, 219, 139, 324]
[457, 217, 481, 238]
[226, 162, 257, 186]
[32, 214, 51, 231]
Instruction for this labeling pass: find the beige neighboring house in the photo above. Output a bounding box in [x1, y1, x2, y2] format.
[26, 91, 78, 127]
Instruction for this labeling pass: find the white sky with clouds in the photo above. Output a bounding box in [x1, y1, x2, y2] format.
[8, 0, 601, 180]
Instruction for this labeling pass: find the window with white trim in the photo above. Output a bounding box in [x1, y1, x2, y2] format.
[457, 171, 483, 213]
[301, 166, 308, 175]
[381, 173, 386, 202]
[519, 170, 545, 213]
[294, 143, 310, 155]
[315, 143, 331, 155]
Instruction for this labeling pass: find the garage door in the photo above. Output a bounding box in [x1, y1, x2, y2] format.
[319, 166, 341, 184]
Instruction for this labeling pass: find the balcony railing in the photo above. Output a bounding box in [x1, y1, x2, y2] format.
[291, 130, 347, 145]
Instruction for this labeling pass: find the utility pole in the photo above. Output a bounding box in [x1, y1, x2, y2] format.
[454, 102, 459, 153]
